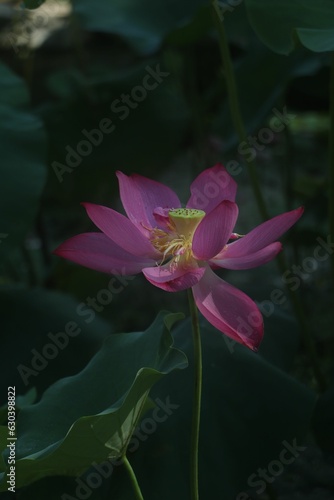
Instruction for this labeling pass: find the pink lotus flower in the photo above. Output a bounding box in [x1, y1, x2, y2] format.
[54, 165, 303, 351]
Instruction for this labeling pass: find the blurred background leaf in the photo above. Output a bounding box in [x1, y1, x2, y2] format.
[72, 0, 209, 55]
[0, 63, 47, 264]
[0, 286, 111, 396]
[245, 0, 334, 54]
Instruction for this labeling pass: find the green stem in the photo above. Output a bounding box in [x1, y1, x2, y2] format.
[184, 49, 208, 173]
[211, 0, 326, 392]
[187, 288, 202, 500]
[329, 52, 334, 285]
[122, 455, 144, 500]
[211, 0, 268, 220]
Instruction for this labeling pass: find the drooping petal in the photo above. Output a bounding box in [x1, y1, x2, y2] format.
[222, 207, 304, 258]
[211, 242, 282, 270]
[116, 171, 181, 236]
[143, 263, 206, 292]
[54, 233, 154, 275]
[192, 201, 239, 260]
[192, 267, 263, 350]
[82, 202, 160, 259]
[187, 164, 237, 213]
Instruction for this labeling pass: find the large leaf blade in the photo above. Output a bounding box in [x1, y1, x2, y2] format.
[0, 312, 187, 490]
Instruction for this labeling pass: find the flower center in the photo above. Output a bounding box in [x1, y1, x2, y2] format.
[168, 208, 206, 237]
[150, 208, 205, 267]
